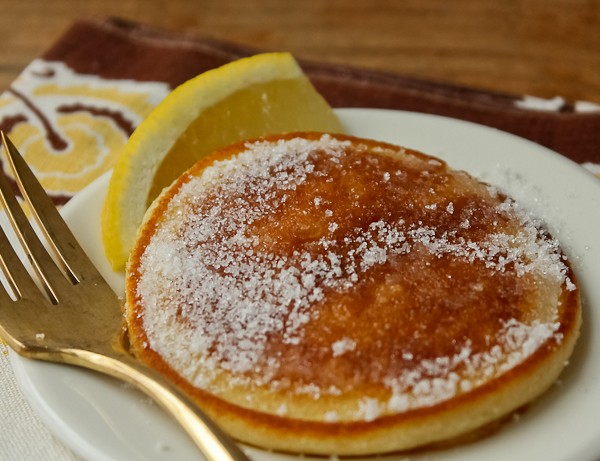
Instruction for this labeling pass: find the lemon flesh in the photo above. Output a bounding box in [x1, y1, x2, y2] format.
[101, 52, 342, 271]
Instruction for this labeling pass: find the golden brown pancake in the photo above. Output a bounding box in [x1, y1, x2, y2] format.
[125, 132, 581, 455]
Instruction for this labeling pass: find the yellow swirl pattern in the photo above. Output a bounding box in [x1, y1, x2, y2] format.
[0, 59, 170, 201]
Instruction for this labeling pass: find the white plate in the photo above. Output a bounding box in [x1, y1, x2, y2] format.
[9, 108, 600, 461]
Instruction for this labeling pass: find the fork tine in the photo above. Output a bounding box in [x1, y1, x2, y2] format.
[0, 134, 74, 304]
[0, 222, 43, 302]
[0, 220, 56, 354]
[1, 132, 103, 285]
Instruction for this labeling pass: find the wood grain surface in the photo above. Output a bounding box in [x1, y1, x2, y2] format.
[1, 0, 600, 102]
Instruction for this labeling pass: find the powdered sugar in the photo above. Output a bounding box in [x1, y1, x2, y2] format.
[134, 134, 574, 422]
[358, 397, 382, 421]
[382, 318, 561, 413]
[138, 135, 358, 378]
[332, 337, 357, 357]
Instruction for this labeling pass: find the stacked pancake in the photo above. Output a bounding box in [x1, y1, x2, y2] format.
[125, 132, 580, 455]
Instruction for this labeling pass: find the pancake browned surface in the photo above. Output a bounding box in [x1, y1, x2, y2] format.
[125, 132, 581, 456]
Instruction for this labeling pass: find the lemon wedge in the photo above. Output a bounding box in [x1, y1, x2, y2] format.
[101, 52, 342, 270]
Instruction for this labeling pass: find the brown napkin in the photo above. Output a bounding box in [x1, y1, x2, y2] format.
[45, 17, 600, 163]
[0, 16, 598, 205]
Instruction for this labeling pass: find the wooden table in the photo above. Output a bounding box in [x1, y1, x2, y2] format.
[2, 0, 600, 103]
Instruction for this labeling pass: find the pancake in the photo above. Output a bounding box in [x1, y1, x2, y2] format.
[124, 132, 581, 455]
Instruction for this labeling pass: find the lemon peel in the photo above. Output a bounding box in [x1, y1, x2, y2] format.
[101, 52, 342, 270]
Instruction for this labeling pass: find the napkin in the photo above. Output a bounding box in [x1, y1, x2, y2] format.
[1, 16, 599, 209]
[0, 15, 599, 461]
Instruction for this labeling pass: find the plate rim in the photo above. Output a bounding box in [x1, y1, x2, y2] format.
[9, 107, 600, 461]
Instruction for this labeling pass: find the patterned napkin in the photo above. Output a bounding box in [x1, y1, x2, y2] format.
[0, 15, 599, 461]
[1, 16, 599, 209]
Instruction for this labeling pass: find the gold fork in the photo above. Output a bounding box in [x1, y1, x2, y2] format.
[0, 132, 251, 461]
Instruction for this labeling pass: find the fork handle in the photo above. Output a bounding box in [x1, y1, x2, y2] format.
[67, 348, 252, 461]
